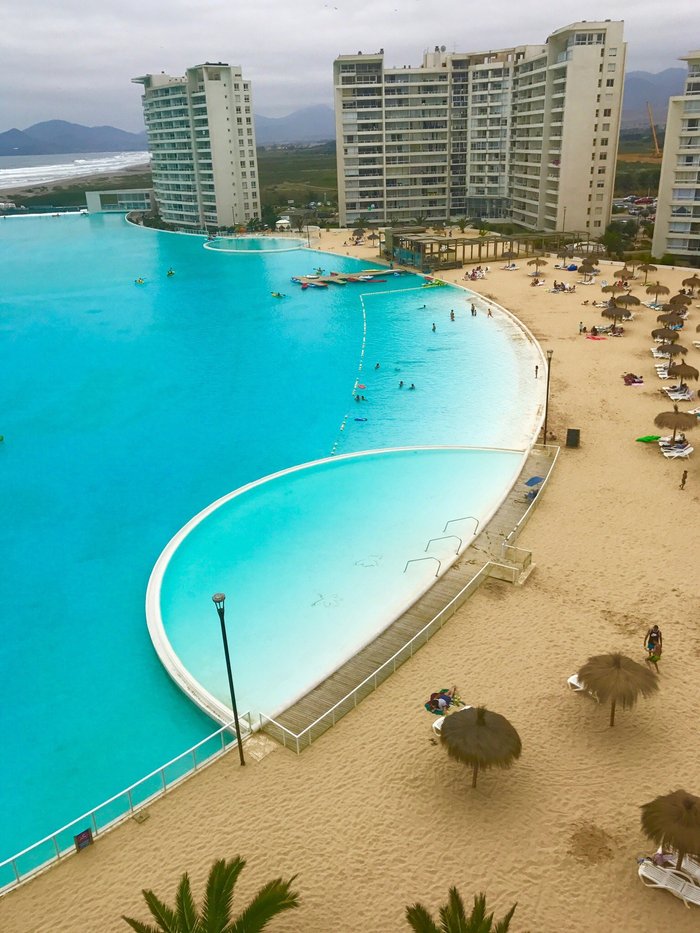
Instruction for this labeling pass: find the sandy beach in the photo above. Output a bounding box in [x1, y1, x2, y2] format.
[0, 164, 149, 198]
[1, 228, 699, 932]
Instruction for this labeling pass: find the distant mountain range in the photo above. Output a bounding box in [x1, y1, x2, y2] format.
[622, 69, 687, 127]
[255, 105, 335, 145]
[0, 107, 336, 156]
[0, 120, 148, 156]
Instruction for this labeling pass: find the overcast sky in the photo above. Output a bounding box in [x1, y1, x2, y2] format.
[0, 0, 696, 132]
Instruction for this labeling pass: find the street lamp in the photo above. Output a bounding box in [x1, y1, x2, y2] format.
[542, 349, 554, 446]
[211, 593, 245, 766]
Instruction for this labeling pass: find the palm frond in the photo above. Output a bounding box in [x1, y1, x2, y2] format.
[175, 872, 200, 931]
[124, 887, 181, 933]
[121, 916, 162, 933]
[405, 903, 442, 933]
[201, 858, 245, 931]
[228, 876, 299, 932]
[439, 886, 469, 931]
[493, 903, 517, 933]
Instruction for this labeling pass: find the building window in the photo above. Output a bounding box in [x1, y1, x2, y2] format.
[606, 79, 615, 87]
[603, 108, 611, 116]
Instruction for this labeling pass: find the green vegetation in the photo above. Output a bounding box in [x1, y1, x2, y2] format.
[257, 142, 337, 210]
[122, 857, 299, 933]
[614, 160, 661, 198]
[406, 889, 516, 933]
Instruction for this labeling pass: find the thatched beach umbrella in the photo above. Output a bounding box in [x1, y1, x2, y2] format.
[527, 256, 548, 274]
[654, 403, 698, 442]
[577, 653, 659, 727]
[602, 306, 631, 324]
[646, 282, 671, 304]
[657, 342, 688, 359]
[651, 327, 680, 342]
[618, 265, 635, 279]
[641, 790, 700, 871]
[638, 263, 658, 284]
[602, 283, 627, 299]
[439, 706, 522, 788]
[667, 360, 700, 383]
[682, 274, 700, 293]
[656, 312, 685, 326]
[615, 294, 641, 309]
[668, 292, 692, 307]
[502, 250, 518, 260]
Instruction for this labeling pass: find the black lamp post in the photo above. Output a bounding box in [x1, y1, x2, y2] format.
[211, 593, 245, 766]
[543, 349, 554, 446]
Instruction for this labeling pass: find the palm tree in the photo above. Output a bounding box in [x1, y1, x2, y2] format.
[406, 888, 516, 933]
[122, 857, 299, 933]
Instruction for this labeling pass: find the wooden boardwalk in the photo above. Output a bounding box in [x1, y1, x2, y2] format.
[262, 446, 557, 751]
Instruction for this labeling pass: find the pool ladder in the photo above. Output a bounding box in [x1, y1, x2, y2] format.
[403, 516, 480, 577]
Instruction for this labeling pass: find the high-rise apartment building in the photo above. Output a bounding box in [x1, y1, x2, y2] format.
[334, 22, 625, 232]
[652, 52, 700, 262]
[133, 63, 260, 229]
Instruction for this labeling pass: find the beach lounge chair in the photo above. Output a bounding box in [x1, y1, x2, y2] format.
[567, 674, 599, 700]
[662, 446, 694, 459]
[637, 859, 700, 907]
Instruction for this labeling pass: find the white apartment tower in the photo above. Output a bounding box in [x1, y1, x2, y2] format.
[652, 52, 700, 263]
[133, 63, 260, 229]
[334, 22, 625, 233]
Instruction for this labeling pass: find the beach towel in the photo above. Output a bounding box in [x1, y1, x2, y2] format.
[635, 436, 661, 443]
[586, 335, 606, 340]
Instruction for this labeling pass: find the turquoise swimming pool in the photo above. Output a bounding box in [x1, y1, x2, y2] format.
[0, 212, 543, 870]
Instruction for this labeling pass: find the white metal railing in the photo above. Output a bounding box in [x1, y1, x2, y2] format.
[0, 713, 251, 895]
[502, 444, 560, 554]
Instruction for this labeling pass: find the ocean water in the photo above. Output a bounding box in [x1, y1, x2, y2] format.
[0, 213, 542, 867]
[0, 151, 149, 190]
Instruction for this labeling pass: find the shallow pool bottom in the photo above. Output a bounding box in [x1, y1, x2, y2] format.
[149, 445, 526, 724]
[203, 235, 306, 253]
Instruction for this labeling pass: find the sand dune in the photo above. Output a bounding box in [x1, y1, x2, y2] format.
[1, 230, 699, 932]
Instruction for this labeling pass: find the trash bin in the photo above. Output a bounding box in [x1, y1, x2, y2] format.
[566, 428, 580, 448]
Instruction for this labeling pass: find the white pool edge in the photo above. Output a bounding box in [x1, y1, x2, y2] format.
[145, 444, 530, 729]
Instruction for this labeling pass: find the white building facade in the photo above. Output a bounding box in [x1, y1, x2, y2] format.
[334, 22, 625, 233]
[652, 52, 700, 263]
[133, 63, 260, 229]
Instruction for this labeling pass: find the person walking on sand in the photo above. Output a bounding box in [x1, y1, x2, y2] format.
[487, 306, 493, 318]
[535, 365, 539, 379]
[645, 625, 662, 659]
[680, 470, 688, 490]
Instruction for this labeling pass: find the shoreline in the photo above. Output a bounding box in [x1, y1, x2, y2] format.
[1, 228, 699, 933]
[0, 164, 150, 198]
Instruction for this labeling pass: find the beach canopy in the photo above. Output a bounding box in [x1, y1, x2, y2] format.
[667, 361, 699, 383]
[526, 257, 548, 272]
[654, 404, 698, 442]
[669, 292, 692, 306]
[440, 706, 521, 788]
[657, 342, 688, 358]
[638, 263, 657, 284]
[501, 250, 518, 260]
[641, 790, 700, 871]
[681, 274, 700, 292]
[656, 313, 685, 327]
[524, 476, 544, 487]
[615, 294, 641, 308]
[651, 327, 680, 342]
[576, 652, 659, 727]
[646, 282, 671, 302]
[602, 306, 631, 323]
[602, 283, 627, 297]
[618, 266, 635, 279]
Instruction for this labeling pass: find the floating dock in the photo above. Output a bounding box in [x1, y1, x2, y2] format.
[290, 269, 407, 290]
